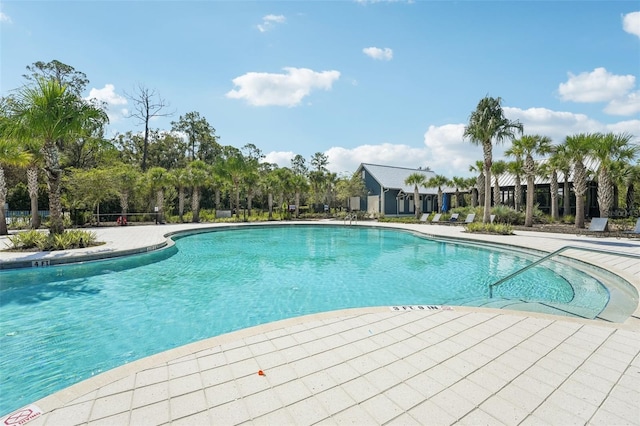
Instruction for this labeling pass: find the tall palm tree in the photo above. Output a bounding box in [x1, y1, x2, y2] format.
[427, 174, 450, 213]
[510, 135, 553, 226]
[464, 176, 478, 207]
[464, 96, 523, 223]
[538, 160, 560, 222]
[187, 160, 209, 223]
[219, 148, 248, 219]
[0, 140, 32, 235]
[405, 172, 428, 218]
[111, 163, 139, 222]
[169, 167, 189, 222]
[469, 160, 485, 207]
[590, 132, 638, 218]
[291, 174, 310, 218]
[259, 164, 279, 220]
[621, 162, 640, 212]
[504, 143, 526, 211]
[451, 176, 467, 208]
[564, 133, 598, 228]
[2, 78, 108, 234]
[23, 140, 44, 229]
[490, 160, 508, 207]
[548, 144, 572, 218]
[146, 166, 170, 224]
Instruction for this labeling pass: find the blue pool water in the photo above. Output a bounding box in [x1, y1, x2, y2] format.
[0, 225, 608, 415]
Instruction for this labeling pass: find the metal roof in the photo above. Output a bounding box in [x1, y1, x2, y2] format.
[358, 163, 438, 195]
[496, 156, 600, 188]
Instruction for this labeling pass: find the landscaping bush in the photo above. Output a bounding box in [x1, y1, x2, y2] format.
[490, 205, 524, 225]
[465, 222, 514, 235]
[6, 229, 98, 251]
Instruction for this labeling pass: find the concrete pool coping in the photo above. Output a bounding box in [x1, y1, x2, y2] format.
[1, 221, 639, 425]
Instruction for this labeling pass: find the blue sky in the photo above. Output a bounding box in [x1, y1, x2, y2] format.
[1, 1, 638, 178]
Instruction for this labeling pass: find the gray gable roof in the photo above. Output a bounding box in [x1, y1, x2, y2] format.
[358, 163, 438, 194]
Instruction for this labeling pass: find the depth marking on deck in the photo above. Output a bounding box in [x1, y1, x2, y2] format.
[2, 405, 43, 425]
[389, 305, 452, 311]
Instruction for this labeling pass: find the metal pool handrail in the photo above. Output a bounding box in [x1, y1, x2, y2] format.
[488, 245, 639, 298]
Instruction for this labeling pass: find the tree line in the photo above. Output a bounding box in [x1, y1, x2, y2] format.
[0, 60, 365, 236]
[406, 96, 639, 228]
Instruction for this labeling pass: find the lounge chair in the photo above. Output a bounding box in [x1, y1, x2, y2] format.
[449, 213, 459, 222]
[430, 213, 442, 224]
[464, 213, 476, 224]
[588, 217, 609, 233]
[419, 213, 429, 223]
[490, 214, 496, 224]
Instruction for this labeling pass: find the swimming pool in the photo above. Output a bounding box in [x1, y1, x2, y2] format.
[0, 225, 609, 415]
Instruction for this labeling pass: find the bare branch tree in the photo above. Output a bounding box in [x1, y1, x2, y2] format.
[125, 84, 173, 171]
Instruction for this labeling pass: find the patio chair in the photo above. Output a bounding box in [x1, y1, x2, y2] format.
[449, 213, 459, 222]
[464, 213, 476, 224]
[588, 217, 609, 233]
[430, 213, 442, 224]
[419, 213, 429, 223]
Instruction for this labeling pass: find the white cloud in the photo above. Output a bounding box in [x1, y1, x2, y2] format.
[604, 119, 640, 137]
[268, 107, 638, 180]
[264, 151, 296, 167]
[363, 47, 393, 61]
[622, 11, 640, 37]
[0, 11, 11, 23]
[257, 14, 285, 32]
[326, 143, 431, 175]
[503, 106, 601, 143]
[226, 67, 341, 107]
[558, 67, 636, 103]
[604, 90, 640, 115]
[422, 124, 481, 177]
[86, 84, 128, 122]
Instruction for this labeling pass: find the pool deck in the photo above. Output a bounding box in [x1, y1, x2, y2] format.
[1, 221, 639, 425]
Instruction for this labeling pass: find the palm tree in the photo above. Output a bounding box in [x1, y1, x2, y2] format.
[22, 140, 45, 229]
[259, 164, 279, 220]
[111, 163, 139, 222]
[548, 144, 572, 218]
[291, 174, 310, 218]
[451, 176, 467, 208]
[510, 135, 553, 226]
[169, 167, 189, 222]
[427, 174, 450, 213]
[0, 140, 32, 235]
[621, 162, 640, 212]
[491, 160, 508, 207]
[591, 132, 638, 218]
[187, 160, 209, 223]
[464, 176, 478, 207]
[538, 160, 560, 222]
[464, 96, 523, 223]
[405, 172, 428, 218]
[504, 143, 526, 212]
[219, 147, 248, 219]
[564, 133, 598, 228]
[146, 166, 170, 224]
[469, 161, 485, 207]
[2, 78, 108, 234]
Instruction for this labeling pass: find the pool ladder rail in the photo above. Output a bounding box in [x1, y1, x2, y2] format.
[344, 213, 358, 225]
[488, 245, 639, 298]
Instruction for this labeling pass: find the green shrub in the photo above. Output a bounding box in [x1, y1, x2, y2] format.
[5, 229, 98, 251]
[562, 214, 575, 224]
[7, 230, 47, 250]
[465, 222, 514, 235]
[490, 205, 524, 225]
